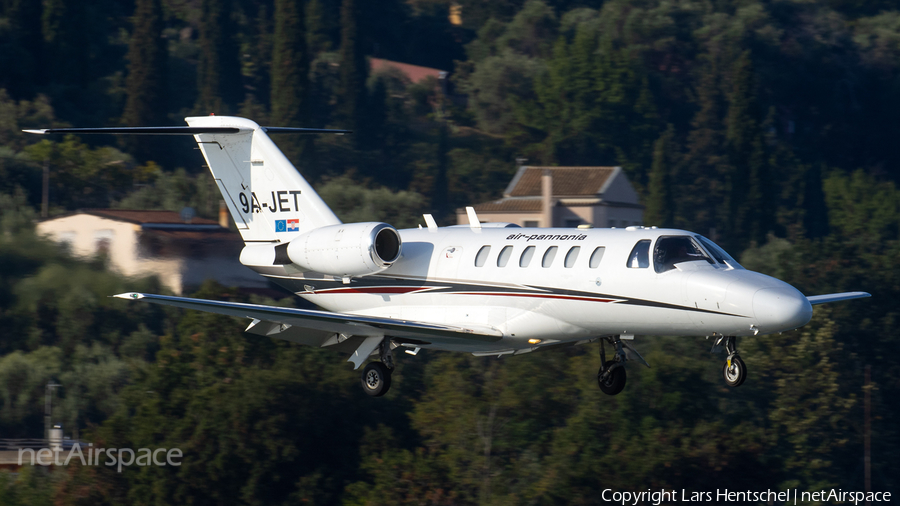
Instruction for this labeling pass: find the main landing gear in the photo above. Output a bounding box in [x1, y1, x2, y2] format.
[360, 338, 395, 397]
[712, 336, 747, 387]
[597, 336, 650, 395]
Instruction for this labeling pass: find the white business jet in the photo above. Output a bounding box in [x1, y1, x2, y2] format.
[26, 116, 870, 397]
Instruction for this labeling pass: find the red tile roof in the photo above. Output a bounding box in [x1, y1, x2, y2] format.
[370, 58, 446, 84]
[507, 167, 617, 197]
[470, 198, 544, 214]
[82, 209, 221, 226]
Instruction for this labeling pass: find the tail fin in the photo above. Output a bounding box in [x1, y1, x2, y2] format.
[24, 116, 345, 243]
[185, 116, 340, 242]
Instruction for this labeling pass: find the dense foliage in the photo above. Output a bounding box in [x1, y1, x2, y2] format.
[0, 0, 898, 504]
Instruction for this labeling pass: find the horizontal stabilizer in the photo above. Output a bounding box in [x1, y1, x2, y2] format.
[23, 126, 243, 135]
[24, 126, 352, 135]
[261, 127, 351, 135]
[806, 291, 871, 305]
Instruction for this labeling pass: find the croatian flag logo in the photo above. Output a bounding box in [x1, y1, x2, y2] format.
[287, 219, 299, 232]
[275, 220, 286, 232]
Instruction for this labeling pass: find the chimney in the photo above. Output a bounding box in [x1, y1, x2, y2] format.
[542, 168, 553, 228]
[219, 200, 229, 228]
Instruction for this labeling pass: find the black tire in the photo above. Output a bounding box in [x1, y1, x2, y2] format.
[597, 363, 627, 395]
[722, 355, 746, 387]
[361, 362, 392, 397]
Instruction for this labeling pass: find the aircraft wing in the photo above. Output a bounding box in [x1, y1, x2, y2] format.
[113, 292, 503, 344]
[806, 291, 871, 305]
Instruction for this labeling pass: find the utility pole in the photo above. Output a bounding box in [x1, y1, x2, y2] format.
[865, 364, 871, 506]
[44, 382, 61, 442]
[42, 157, 49, 219]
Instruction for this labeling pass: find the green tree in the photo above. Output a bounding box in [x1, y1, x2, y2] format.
[645, 124, 676, 228]
[0, 0, 44, 97]
[41, 0, 87, 86]
[196, 0, 243, 114]
[339, 0, 368, 145]
[271, 0, 311, 163]
[725, 50, 769, 250]
[305, 0, 332, 56]
[121, 0, 167, 162]
[681, 51, 728, 237]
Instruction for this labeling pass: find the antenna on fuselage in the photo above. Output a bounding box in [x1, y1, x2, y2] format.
[465, 207, 482, 230]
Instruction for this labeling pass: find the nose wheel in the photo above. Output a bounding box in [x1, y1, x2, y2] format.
[597, 336, 629, 395]
[722, 355, 746, 387]
[714, 336, 747, 387]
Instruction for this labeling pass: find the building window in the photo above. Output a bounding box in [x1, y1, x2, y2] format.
[627, 240, 651, 268]
[475, 245, 491, 267]
[589, 247, 605, 268]
[94, 229, 115, 256]
[497, 246, 513, 267]
[524, 220, 539, 228]
[564, 246, 580, 268]
[542, 246, 558, 268]
[519, 246, 535, 267]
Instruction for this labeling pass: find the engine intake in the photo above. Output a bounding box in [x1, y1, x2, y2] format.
[285, 222, 401, 277]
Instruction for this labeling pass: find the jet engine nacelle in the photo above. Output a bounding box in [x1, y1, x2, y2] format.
[286, 222, 402, 278]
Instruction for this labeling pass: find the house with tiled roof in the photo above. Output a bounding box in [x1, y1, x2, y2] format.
[370, 58, 448, 84]
[457, 166, 643, 228]
[36, 209, 268, 295]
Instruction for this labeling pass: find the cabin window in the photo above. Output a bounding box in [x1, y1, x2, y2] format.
[542, 246, 558, 268]
[564, 246, 580, 268]
[627, 240, 651, 268]
[653, 236, 713, 273]
[497, 245, 513, 267]
[519, 246, 535, 267]
[589, 247, 605, 268]
[475, 245, 491, 267]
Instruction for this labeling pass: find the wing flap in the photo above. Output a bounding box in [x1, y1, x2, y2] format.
[806, 291, 871, 305]
[113, 292, 503, 342]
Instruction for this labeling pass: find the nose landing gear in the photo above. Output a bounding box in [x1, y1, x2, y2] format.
[713, 336, 747, 387]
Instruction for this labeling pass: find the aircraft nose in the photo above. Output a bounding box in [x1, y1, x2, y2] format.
[752, 287, 813, 332]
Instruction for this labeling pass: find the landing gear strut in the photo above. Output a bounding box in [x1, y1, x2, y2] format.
[714, 336, 747, 387]
[360, 338, 395, 397]
[597, 336, 627, 395]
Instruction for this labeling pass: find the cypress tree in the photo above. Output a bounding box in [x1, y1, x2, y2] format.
[41, 0, 87, 86]
[645, 124, 676, 228]
[271, 0, 310, 161]
[306, 0, 331, 56]
[3, 0, 43, 96]
[122, 0, 167, 160]
[244, 3, 272, 110]
[196, 0, 243, 114]
[725, 51, 768, 249]
[682, 52, 728, 241]
[339, 0, 368, 146]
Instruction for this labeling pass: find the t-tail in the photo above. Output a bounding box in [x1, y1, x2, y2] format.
[185, 116, 340, 242]
[25, 116, 404, 279]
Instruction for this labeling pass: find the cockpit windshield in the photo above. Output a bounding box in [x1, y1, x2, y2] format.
[694, 235, 742, 269]
[653, 236, 714, 273]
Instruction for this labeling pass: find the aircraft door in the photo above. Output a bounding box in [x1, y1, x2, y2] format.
[435, 246, 463, 281]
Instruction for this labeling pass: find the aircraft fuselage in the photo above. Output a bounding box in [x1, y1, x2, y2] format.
[252, 226, 812, 354]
